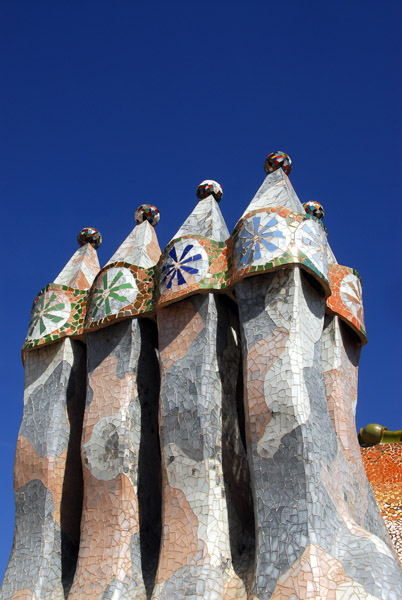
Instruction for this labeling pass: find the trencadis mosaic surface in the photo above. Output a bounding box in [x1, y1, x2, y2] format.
[2, 153, 401, 600]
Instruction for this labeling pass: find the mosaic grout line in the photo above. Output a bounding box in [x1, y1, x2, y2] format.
[3, 154, 399, 600]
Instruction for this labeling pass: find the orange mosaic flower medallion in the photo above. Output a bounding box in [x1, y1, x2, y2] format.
[327, 264, 367, 344]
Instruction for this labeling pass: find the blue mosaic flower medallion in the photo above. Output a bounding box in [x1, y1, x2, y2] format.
[89, 267, 138, 321]
[295, 220, 328, 276]
[235, 213, 291, 268]
[160, 239, 209, 294]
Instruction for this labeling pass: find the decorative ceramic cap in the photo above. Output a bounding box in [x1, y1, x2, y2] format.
[359, 423, 384, 446]
[135, 204, 160, 227]
[359, 424, 402, 446]
[303, 201, 325, 220]
[264, 151, 292, 176]
[196, 180, 223, 203]
[77, 227, 102, 249]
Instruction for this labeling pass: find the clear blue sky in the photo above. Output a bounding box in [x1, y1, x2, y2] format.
[1, 0, 401, 580]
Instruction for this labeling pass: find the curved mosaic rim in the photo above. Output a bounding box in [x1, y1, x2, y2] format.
[84, 261, 156, 331]
[23, 283, 88, 351]
[156, 207, 331, 308]
[326, 264, 367, 344]
[229, 207, 330, 295]
[156, 235, 228, 308]
[24, 209, 367, 345]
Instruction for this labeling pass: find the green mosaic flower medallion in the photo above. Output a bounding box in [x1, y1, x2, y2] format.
[27, 289, 71, 340]
[89, 267, 138, 321]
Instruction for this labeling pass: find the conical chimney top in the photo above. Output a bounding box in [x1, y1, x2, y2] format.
[240, 151, 303, 217]
[54, 227, 101, 289]
[105, 204, 161, 268]
[172, 180, 229, 242]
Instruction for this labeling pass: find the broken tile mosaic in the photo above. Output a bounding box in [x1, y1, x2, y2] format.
[302, 200, 325, 220]
[135, 204, 160, 227]
[4, 152, 402, 600]
[196, 179, 223, 202]
[361, 442, 402, 563]
[327, 264, 367, 343]
[263, 150, 292, 176]
[77, 226, 103, 249]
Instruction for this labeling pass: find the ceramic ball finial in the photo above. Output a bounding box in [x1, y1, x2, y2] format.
[196, 180, 223, 203]
[77, 227, 102, 249]
[303, 201, 325, 220]
[359, 424, 384, 446]
[264, 151, 292, 176]
[135, 204, 160, 227]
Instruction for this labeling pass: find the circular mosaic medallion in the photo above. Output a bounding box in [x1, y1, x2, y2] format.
[340, 273, 364, 323]
[295, 220, 328, 276]
[160, 239, 209, 294]
[27, 289, 71, 340]
[235, 213, 291, 269]
[88, 267, 138, 321]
